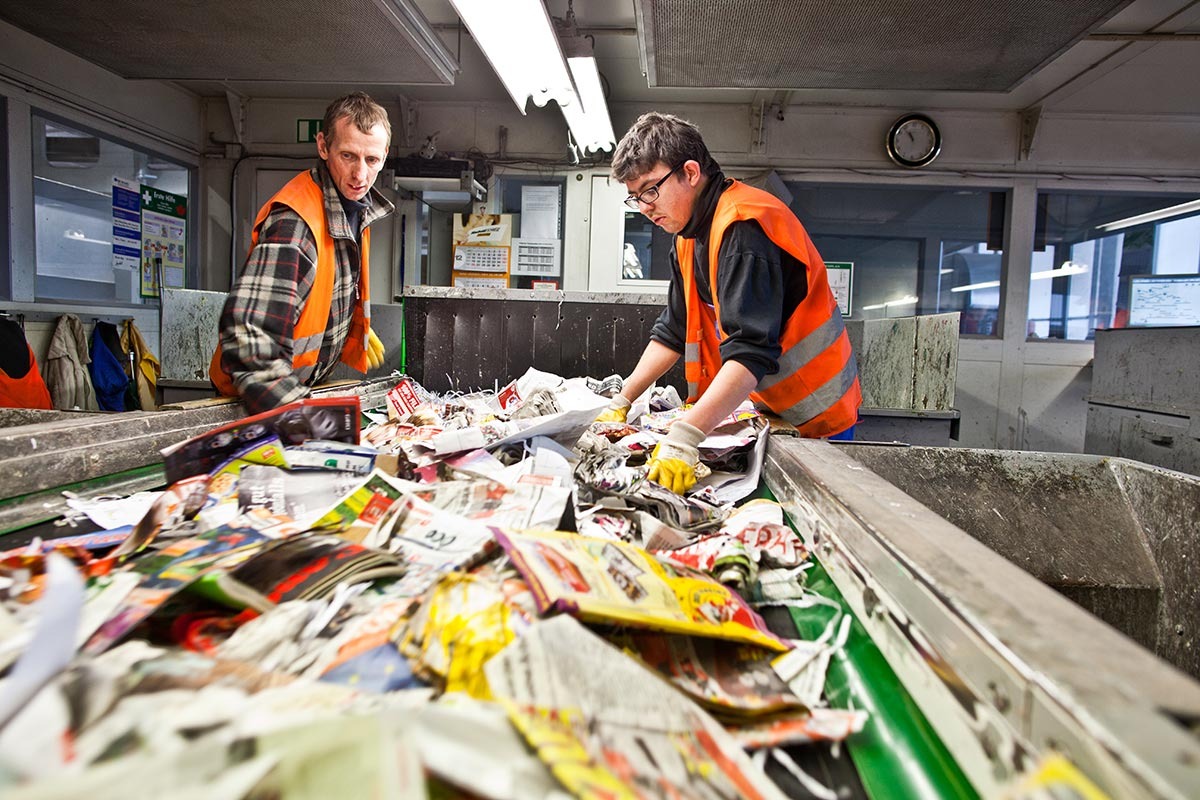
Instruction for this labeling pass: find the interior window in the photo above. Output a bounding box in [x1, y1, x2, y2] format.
[786, 183, 1006, 335]
[1030, 192, 1200, 339]
[31, 113, 189, 304]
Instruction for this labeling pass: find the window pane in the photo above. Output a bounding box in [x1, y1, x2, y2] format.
[622, 211, 672, 283]
[495, 176, 565, 289]
[785, 183, 1005, 336]
[1031, 192, 1200, 339]
[32, 114, 189, 303]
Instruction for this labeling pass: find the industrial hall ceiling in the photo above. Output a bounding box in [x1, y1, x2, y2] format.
[1, 0, 1198, 114]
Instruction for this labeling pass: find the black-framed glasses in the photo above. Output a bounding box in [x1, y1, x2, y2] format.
[623, 162, 684, 210]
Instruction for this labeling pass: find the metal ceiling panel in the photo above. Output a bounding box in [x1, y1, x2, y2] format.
[634, 0, 1136, 91]
[0, 0, 457, 85]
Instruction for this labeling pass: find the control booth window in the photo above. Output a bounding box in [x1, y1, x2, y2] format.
[494, 176, 565, 290]
[31, 113, 190, 304]
[785, 182, 1006, 336]
[1030, 191, 1200, 340]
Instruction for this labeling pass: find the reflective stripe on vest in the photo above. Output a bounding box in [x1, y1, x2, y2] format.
[676, 180, 860, 437]
[210, 170, 371, 396]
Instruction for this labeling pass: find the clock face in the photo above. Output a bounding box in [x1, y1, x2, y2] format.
[887, 114, 941, 168]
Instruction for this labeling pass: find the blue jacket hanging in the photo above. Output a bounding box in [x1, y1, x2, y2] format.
[89, 324, 129, 411]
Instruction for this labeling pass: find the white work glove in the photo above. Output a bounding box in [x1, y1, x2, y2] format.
[366, 329, 385, 371]
[595, 394, 631, 424]
[646, 421, 705, 495]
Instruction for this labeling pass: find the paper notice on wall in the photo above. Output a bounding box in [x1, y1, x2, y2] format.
[520, 185, 561, 239]
[826, 262, 853, 317]
[511, 238, 561, 277]
[140, 185, 187, 296]
[112, 178, 141, 276]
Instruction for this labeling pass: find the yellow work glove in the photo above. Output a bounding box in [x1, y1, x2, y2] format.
[595, 394, 631, 424]
[646, 421, 705, 495]
[366, 328, 385, 371]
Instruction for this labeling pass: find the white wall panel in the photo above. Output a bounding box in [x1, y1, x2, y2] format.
[1020, 362, 1095, 453]
[954, 358, 1003, 448]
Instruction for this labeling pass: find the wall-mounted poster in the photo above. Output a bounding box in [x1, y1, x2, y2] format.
[140, 186, 187, 297]
[826, 262, 853, 317]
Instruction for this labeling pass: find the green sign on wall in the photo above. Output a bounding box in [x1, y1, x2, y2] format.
[297, 119, 322, 143]
[826, 261, 854, 317]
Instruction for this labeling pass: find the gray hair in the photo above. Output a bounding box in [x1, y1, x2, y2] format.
[610, 112, 719, 182]
[322, 92, 391, 146]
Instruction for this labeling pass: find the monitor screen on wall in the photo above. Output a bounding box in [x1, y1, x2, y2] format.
[1127, 275, 1200, 327]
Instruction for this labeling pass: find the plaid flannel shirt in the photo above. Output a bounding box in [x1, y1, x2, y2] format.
[217, 162, 394, 413]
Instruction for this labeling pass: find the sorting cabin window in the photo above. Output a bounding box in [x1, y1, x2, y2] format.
[31, 113, 190, 304]
[1029, 191, 1200, 340]
[419, 174, 565, 290]
[785, 183, 1006, 336]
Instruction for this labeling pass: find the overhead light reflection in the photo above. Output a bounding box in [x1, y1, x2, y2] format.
[1097, 199, 1200, 232]
[862, 295, 919, 311]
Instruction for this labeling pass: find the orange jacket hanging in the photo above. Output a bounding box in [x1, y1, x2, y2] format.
[0, 345, 53, 410]
[675, 181, 861, 437]
[209, 171, 370, 397]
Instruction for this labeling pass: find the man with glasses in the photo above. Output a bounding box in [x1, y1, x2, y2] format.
[599, 112, 861, 495]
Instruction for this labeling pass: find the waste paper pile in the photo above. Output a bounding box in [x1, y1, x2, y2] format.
[0, 369, 873, 799]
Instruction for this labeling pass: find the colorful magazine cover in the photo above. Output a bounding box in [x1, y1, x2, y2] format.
[161, 397, 361, 483]
[493, 529, 790, 652]
[613, 632, 805, 717]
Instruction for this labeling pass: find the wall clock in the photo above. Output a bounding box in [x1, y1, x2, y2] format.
[886, 113, 941, 168]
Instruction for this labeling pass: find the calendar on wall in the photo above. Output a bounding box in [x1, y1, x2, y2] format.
[451, 213, 513, 287]
[453, 245, 510, 273]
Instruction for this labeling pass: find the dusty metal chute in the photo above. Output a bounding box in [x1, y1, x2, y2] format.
[764, 436, 1200, 799]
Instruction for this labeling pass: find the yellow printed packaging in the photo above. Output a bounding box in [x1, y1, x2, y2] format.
[399, 571, 527, 699]
[493, 530, 790, 652]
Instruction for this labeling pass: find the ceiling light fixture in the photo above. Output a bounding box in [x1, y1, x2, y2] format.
[448, 0, 615, 154]
[560, 34, 616, 153]
[448, 0, 576, 112]
[1096, 198, 1200, 232]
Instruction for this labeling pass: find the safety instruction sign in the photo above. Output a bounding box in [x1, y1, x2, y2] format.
[140, 186, 187, 297]
[826, 262, 853, 317]
[112, 177, 141, 277]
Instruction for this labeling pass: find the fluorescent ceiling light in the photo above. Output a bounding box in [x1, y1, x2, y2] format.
[448, 0, 575, 112]
[563, 52, 615, 153]
[1097, 198, 1200, 232]
[862, 295, 919, 310]
[449, 0, 615, 154]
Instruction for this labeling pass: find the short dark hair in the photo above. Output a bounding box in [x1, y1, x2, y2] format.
[321, 92, 391, 145]
[611, 112, 719, 182]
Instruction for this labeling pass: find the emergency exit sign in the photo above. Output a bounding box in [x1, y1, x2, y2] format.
[296, 119, 321, 143]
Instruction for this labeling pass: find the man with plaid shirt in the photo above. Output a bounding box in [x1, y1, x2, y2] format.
[210, 93, 395, 413]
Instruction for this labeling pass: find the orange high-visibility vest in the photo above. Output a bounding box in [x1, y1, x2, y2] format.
[210, 171, 370, 397]
[0, 344, 53, 410]
[676, 180, 861, 437]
